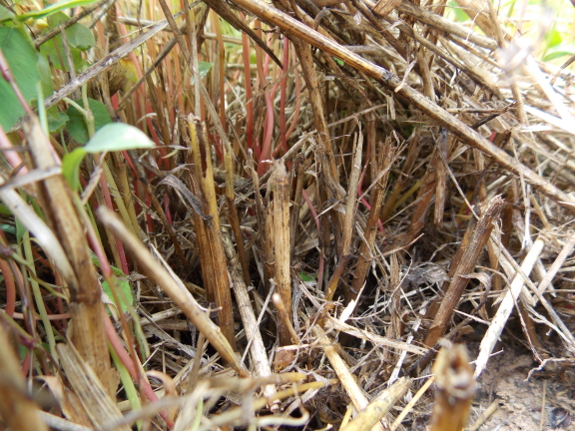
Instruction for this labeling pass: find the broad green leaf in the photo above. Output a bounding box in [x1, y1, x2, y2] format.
[545, 26, 562, 50]
[84, 123, 155, 153]
[0, 5, 15, 22]
[62, 122, 154, 190]
[198, 61, 213, 78]
[0, 26, 40, 130]
[543, 41, 575, 61]
[66, 98, 112, 144]
[47, 108, 68, 133]
[37, 52, 53, 99]
[102, 278, 134, 314]
[65, 21, 94, 50]
[38, 13, 88, 71]
[61, 146, 87, 191]
[45, 11, 94, 51]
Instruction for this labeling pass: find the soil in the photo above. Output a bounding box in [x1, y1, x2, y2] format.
[470, 349, 575, 431]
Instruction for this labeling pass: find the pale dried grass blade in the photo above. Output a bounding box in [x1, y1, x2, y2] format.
[222, 230, 275, 399]
[311, 325, 386, 431]
[326, 317, 426, 355]
[341, 377, 412, 431]
[474, 237, 545, 378]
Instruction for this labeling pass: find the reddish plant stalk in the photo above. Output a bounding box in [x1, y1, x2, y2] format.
[278, 38, 290, 156]
[241, 22, 254, 152]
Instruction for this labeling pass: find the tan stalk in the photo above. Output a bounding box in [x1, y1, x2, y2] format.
[22, 114, 117, 397]
[271, 162, 298, 345]
[289, 156, 307, 261]
[110, 152, 140, 237]
[430, 342, 475, 431]
[223, 116, 250, 286]
[372, 0, 403, 17]
[57, 344, 131, 431]
[311, 325, 387, 431]
[186, 116, 236, 348]
[0, 323, 48, 431]
[433, 132, 449, 225]
[380, 133, 421, 222]
[340, 377, 412, 431]
[390, 150, 438, 250]
[222, 231, 276, 400]
[474, 149, 504, 311]
[474, 236, 550, 378]
[348, 133, 394, 303]
[325, 131, 363, 302]
[273, 0, 346, 252]
[424, 197, 504, 348]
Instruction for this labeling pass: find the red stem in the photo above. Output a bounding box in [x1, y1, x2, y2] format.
[241, 22, 254, 152]
[103, 311, 174, 428]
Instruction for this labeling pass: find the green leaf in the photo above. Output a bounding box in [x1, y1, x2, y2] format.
[13, 0, 100, 22]
[39, 37, 82, 71]
[0, 5, 15, 22]
[544, 50, 575, 61]
[0, 224, 16, 235]
[62, 122, 154, 190]
[38, 12, 91, 71]
[544, 26, 562, 51]
[47, 108, 68, 133]
[0, 205, 13, 216]
[45, 11, 95, 51]
[102, 278, 134, 314]
[300, 272, 316, 282]
[198, 61, 213, 78]
[66, 98, 112, 144]
[37, 52, 54, 99]
[61, 147, 87, 191]
[190, 61, 214, 84]
[543, 41, 575, 62]
[91, 253, 127, 277]
[65, 21, 94, 50]
[0, 26, 41, 130]
[84, 123, 155, 153]
[15, 218, 26, 244]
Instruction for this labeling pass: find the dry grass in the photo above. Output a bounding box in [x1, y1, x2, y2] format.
[1, 0, 575, 430]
